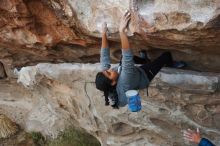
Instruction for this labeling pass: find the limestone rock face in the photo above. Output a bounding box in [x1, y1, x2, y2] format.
[0, 0, 220, 72]
[1, 63, 220, 145]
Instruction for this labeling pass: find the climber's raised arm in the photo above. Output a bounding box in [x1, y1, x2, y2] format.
[100, 22, 111, 71]
[119, 11, 131, 51]
[101, 22, 109, 49]
[118, 11, 137, 87]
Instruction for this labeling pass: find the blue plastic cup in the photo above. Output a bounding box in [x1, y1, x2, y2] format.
[125, 90, 142, 112]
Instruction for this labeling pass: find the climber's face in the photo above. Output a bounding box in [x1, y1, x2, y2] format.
[102, 69, 119, 85]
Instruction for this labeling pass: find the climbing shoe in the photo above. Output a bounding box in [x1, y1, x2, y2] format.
[139, 50, 151, 63]
[172, 61, 187, 69]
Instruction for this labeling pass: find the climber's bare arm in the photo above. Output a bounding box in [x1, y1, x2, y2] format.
[119, 11, 131, 51]
[101, 22, 109, 49]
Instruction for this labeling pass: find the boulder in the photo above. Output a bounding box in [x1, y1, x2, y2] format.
[0, 63, 219, 145]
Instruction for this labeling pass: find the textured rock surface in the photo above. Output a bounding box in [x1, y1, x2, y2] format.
[1, 63, 220, 146]
[0, 0, 219, 72]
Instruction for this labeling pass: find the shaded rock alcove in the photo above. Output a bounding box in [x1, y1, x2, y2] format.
[0, 62, 7, 79]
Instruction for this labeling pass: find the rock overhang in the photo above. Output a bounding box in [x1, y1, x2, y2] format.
[0, 0, 219, 73]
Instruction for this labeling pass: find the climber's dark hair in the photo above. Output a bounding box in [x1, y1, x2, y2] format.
[95, 72, 116, 106]
[95, 72, 112, 92]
